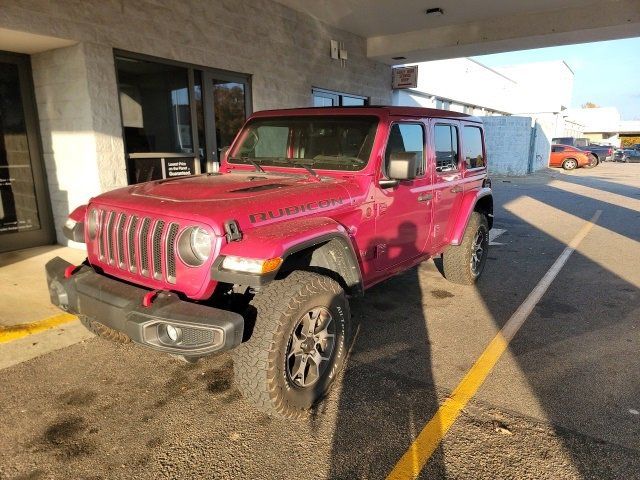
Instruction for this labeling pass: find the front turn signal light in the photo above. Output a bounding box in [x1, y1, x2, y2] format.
[221, 256, 282, 274]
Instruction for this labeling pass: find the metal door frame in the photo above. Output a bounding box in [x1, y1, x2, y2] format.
[0, 51, 55, 253]
[201, 70, 253, 171]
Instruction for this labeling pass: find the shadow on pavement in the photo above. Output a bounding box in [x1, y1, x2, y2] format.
[326, 223, 446, 478]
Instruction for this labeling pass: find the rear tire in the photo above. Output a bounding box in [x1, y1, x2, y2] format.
[232, 271, 350, 418]
[562, 158, 578, 170]
[584, 154, 598, 168]
[441, 212, 489, 285]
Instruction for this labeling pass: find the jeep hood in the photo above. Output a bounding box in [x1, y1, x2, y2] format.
[93, 172, 355, 234]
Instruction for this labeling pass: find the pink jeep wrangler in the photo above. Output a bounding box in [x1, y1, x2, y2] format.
[47, 106, 493, 417]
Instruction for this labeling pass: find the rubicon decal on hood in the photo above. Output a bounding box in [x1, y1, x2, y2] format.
[249, 198, 345, 224]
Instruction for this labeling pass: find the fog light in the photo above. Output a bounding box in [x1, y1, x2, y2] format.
[166, 325, 181, 342]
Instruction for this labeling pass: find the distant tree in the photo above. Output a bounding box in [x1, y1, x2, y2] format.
[621, 136, 640, 148]
[581, 102, 599, 108]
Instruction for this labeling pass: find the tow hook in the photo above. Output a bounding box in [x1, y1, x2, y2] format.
[142, 290, 161, 308]
[64, 264, 80, 279]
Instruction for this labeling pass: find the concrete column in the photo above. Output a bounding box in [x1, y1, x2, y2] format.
[31, 42, 126, 246]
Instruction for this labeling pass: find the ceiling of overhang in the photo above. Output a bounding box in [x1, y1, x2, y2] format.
[273, 0, 598, 38]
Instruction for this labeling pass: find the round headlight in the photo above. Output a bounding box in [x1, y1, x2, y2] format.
[87, 209, 99, 239]
[190, 227, 212, 262]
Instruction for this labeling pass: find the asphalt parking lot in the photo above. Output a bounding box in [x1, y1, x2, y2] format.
[1, 163, 639, 480]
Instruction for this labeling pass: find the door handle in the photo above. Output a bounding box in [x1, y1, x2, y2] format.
[418, 193, 433, 202]
[450, 186, 463, 193]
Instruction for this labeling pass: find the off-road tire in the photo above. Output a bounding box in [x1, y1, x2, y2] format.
[78, 315, 131, 343]
[441, 212, 489, 285]
[562, 158, 578, 170]
[232, 271, 350, 419]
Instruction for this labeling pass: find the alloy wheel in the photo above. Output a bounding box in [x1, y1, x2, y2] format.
[470, 228, 486, 276]
[286, 307, 336, 388]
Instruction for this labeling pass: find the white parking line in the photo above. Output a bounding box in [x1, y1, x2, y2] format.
[489, 228, 506, 245]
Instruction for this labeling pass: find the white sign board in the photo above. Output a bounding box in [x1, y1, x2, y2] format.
[392, 65, 418, 89]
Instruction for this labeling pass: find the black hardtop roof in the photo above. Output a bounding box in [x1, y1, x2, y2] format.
[252, 105, 483, 123]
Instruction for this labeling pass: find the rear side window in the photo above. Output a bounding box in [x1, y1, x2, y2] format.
[385, 123, 425, 175]
[462, 126, 485, 169]
[552, 145, 565, 153]
[434, 124, 459, 172]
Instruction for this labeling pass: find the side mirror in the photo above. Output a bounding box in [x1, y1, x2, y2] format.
[387, 152, 418, 181]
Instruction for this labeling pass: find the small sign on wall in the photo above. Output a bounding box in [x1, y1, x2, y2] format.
[392, 65, 418, 89]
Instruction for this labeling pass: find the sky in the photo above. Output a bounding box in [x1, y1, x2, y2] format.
[473, 37, 640, 120]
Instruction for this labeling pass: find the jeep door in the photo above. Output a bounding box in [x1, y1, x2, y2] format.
[373, 120, 432, 271]
[430, 121, 464, 251]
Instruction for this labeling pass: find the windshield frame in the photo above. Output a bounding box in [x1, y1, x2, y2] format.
[227, 115, 380, 173]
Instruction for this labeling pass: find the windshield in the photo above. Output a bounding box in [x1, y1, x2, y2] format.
[228, 116, 378, 172]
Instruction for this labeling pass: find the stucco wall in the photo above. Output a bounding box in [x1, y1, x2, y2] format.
[3, 0, 391, 244]
[482, 116, 550, 176]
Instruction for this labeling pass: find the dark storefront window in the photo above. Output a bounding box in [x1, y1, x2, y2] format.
[115, 53, 251, 184]
[312, 88, 368, 107]
[0, 51, 54, 252]
[212, 81, 246, 159]
[117, 58, 193, 155]
[0, 63, 40, 234]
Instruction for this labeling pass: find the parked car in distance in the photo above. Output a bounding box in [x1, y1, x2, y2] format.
[552, 137, 612, 163]
[550, 144, 591, 170]
[614, 148, 640, 163]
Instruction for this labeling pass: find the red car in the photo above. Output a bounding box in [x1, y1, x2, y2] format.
[549, 144, 592, 170]
[47, 106, 493, 417]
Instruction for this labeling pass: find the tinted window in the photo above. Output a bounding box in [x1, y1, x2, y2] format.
[434, 125, 459, 172]
[230, 116, 378, 171]
[463, 126, 485, 168]
[385, 123, 425, 175]
[116, 57, 192, 154]
[552, 145, 565, 152]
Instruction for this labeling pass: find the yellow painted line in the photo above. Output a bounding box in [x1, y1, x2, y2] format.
[0, 313, 77, 344]
[387, 210, 602, 480]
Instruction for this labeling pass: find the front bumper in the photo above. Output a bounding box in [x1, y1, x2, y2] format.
[45, 257, 244, 357]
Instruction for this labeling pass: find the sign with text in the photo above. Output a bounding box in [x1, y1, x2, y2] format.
[164, 158, 195, 177]
[392, 65, 418, 89]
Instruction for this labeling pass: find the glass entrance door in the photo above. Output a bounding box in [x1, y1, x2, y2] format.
[202, 72, 251, 169]
[0, 52, 53, 253]
[115, 53, 251, 178]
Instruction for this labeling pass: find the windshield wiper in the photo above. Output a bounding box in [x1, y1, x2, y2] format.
[292, 161, 320, 179]
[229, 156, 265, 173]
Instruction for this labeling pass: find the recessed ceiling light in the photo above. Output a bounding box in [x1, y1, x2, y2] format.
[392, 56, 407, 60]
[425, 7, 444, 16]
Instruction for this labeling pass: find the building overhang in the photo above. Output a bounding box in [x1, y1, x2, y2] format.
[0, 27, 76, 54]
[275, 0, 640, 64]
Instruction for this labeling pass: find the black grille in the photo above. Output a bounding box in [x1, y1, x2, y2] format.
[139, 218, 151, 277]
[127, 216, 138, 273]
[116, 214, 126, 269]
[94, 209, 183, 284]
[166, 223, 179, 284]
[98, 210, 106, 260]
[106, 211, 116, 265]
[181, 328, 215, 346]
[152, 220, 165, 280]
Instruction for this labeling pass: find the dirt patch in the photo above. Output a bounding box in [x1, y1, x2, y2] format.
[58, 389, 97, 407]
[431, 289, 454, 299]
[40, 416, 96, 458]
[206, 360, 234, 394]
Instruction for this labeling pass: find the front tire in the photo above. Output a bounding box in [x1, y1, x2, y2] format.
[562, 158, 578, 170]
[232, 271, 350, 418]
[584, 154, 598, 168]
[441, 212, 489, 285]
